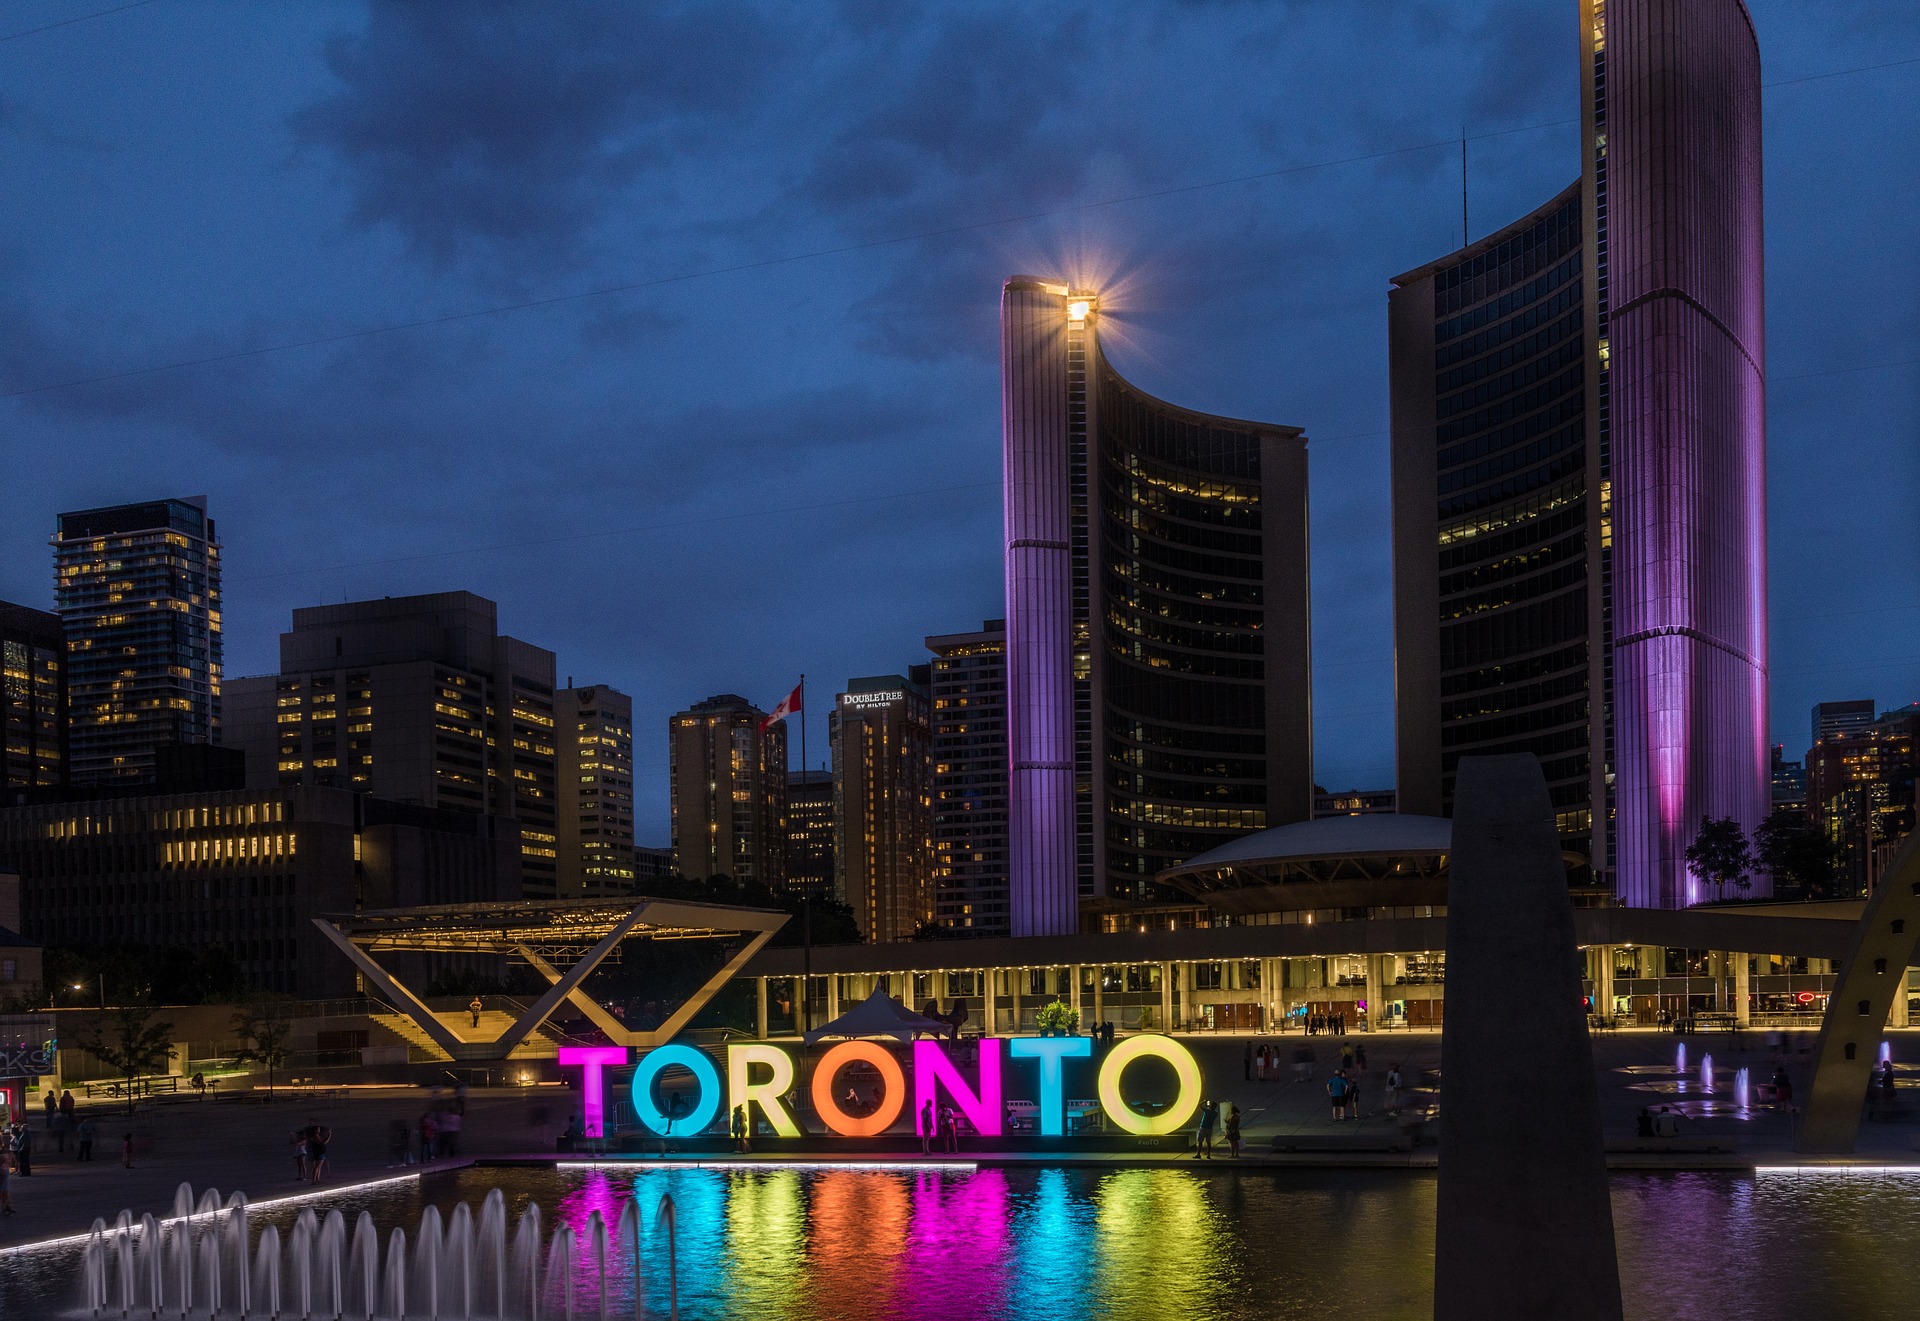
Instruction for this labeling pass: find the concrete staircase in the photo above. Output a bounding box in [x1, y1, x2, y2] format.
[370, 1010, 559, 1062]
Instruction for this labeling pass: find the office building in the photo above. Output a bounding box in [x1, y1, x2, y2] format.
[668, 694, 786, 884]
[556, 684, 635, 898]
[225, 592, 561, 896]
[831, 675, 933, 943]
[54, 497, 222, 785]
[633, 844, 674, 885]
[927, 620, 1010, 936]
[1, 601, 65, 789]
[0, 786, 520, 996]
[1806, 705, 1918, 896]
[1391, 0, 1768, 907]
[1770, 745, 1806, 816]
[1001, 279, 1313, 937]
[783, 769, 835, 901]
[1812, 699, 1876, 748]
[1314, 789, 1398, 819]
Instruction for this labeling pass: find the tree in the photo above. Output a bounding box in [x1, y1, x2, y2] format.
[73, 1006, 176, 1113]
[1754, 809, 1843, 899]
[230, 1001, 295, 1098]
[1685, 816, 1754, 895]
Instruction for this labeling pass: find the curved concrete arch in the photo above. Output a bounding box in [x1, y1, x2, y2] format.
[1798, 832, 1920, 1153]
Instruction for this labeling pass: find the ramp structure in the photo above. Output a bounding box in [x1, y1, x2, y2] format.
[315, 897, 786, 1062]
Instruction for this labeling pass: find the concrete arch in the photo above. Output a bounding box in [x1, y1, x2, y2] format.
[1798, 832, 1920, 1154]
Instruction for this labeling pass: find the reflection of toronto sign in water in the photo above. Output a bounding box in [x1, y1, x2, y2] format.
[559, 1035, 1203, 1139]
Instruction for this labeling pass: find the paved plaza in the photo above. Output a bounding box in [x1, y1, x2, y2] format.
[4, 1028, 1917, 1252]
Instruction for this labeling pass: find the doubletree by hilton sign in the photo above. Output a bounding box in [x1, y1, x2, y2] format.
[559, 1035, 1203, 1140]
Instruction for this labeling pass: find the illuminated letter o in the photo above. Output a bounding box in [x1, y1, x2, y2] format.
[629, 1044, 722, 1136]
[1097, 1034, 1203, 1136]
[811, 1040, 906, 1137]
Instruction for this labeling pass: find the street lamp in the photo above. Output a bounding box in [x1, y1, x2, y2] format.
[71, 976, 104, 1009]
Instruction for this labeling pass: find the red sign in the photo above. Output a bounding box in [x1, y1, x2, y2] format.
[1795, 991, 1815, 1005]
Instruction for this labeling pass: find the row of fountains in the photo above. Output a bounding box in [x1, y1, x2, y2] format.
[79, 1184, 679, 1320]
[1674, 1043, 1751, 1107]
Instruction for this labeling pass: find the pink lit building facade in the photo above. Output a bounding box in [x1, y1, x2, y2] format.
[1002, 280, 1312, 937]
[1391, 0, 1769, 908]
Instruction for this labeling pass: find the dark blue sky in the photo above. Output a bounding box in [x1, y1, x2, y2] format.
[4, 1, 1916, 845]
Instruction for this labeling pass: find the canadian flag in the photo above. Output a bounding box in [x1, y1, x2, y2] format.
[761, 680, 802, 731]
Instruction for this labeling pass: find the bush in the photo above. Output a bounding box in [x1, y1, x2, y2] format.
[1036, 1000, 1080, 1034]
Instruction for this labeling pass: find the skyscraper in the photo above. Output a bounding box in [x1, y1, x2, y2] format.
[668, 694, 786, 884]
[224, 592, 562, 895]
[783, 769, 835, 901]
[54, 496, 221, 785]
[1, 601, 65, 789]
[1002, 280, 1313, 936]
[831, 675, 933, 943]
[1391, 0, 1768, 907]
[556, 684, 635, 898]
[927, 620, 1009, 936]
[1812, 699, 1876, 747]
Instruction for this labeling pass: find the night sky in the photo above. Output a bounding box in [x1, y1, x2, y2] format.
[4, 1, 1916, 844]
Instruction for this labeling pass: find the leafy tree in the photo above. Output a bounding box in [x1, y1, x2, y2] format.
[1036, 1000, 1080, 1033]
[73, 1005, 176, 1113]
[230, 1001, 295, 1098]
[1753, 809, 1843, 899]
[1685, 816, 1754, 895]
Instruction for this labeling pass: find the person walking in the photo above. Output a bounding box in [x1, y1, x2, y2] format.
[308, 1124, 331, 1184]
[1354, 1043, 1368, 1073]
[12, 1121, 32, 1176]
[419, 1111, 439, 1163]
[438, 1107, 462, 1157]
[51, 1108, 68, 1155]
[1772, 1066, 1794, 1109]
[1327, 1070, 1350, 1121]
[468, 996, 484, 1030]
[1224, 1103, 1243, 1159]
[1344, 1073, 1361, 1121]
[1385, 1063, 1404, 1116]
[76, 1116, 96, 1162]
[919, 1101, 935, 1155]
[58, 1090, 75, 1126]
[42, 1090, 57, 1130]
[1340, 1042, 1354, 1072]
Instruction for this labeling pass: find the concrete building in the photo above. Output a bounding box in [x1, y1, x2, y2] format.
[225, 592, 562, 897]
[556, 684, 635, 898]
[669, 694, 786, 884]
[832, 675, 933, 943]
[1806, 705, 1918, 896]
[0, 787, 520, 996]
[1391, 0, 1769, 906]
[54, 497, 221, 785]
[783, 769, 834, 901]
[1, 601, 65, 789]
[1771, 745, 1807, 815]
[1001, 279, 1313, 936]
[1812, 699, 1877, 747]
[928, 620, 1010, 936]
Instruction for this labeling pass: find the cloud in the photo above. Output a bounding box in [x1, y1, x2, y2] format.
[290, 1, 796, 275]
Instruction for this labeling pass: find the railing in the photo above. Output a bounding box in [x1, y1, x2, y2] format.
[81, 1074, 180, 1100]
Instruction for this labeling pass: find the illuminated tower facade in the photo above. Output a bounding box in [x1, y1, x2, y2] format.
[1002, 278, 1313, 937]
[55, 496, 221, 785]
[1391, 0, 1767, 907]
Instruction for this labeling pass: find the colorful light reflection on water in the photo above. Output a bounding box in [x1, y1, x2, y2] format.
[8, 1165, 1920, 1319]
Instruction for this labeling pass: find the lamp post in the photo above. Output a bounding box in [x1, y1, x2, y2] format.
[70, 976, 104, 1009]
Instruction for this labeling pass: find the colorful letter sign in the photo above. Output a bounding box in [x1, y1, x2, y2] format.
[1008, 1036, 1092, 1136]
[914, 1038, 1003, 1138]
[556, 1044, 629, 1138]
[727, 1042, 801, 1137]
[629, 1042, 722, 1136]
[811, 1040, 906, 1137]
[1096, 1034, 1203, 1135]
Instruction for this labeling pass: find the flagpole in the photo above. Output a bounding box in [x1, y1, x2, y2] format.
[799, 672, 807, 783]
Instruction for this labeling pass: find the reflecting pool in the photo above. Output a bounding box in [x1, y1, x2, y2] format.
[5, 1164, 1919, 1319]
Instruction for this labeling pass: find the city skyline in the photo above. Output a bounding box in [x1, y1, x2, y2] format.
[3, 2, 1916, 845]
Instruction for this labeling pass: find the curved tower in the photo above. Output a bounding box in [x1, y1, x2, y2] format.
[1003, 278, 1312, 937]
[1605, 0, 1768, 908]
[1391, 0, 1767, 907]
